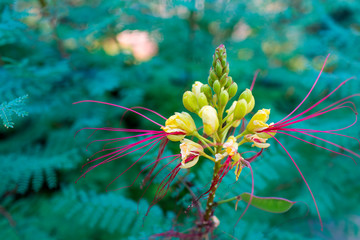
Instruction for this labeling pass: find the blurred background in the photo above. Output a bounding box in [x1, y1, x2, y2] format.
[0, 0, 359, 239]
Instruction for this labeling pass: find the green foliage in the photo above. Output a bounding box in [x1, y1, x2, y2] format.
[0, 95, 28, 128]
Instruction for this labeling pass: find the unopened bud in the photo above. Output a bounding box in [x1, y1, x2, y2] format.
[225, 76, 232, 88]
[192, 81, 203, 97]
[239, 88, 255, 114]
[210, 69, 218, 81]
[213, 80, 221, 96]
[228, 82, 238, 99]
[221, 56, 226, 67]
[199, 106, 219, 136]
[224, 63, 229, 75]
[198, 93, 208, 109]
[219, 90, 229, 107]
[201, 84, 212, 100]
[183, 91, 199, 113]
[215, 60, 222, 76]
[208, 76, 214, 87]
[234, 99, 247, 120]
[220, 73, 227, 86]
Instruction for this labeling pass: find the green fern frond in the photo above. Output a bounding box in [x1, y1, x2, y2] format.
[0, 95, 28, 128]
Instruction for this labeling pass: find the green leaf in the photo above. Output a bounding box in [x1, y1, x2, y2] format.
[240, 193, 295, 213]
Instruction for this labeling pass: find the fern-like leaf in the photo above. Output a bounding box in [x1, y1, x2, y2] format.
[0, 95, 28, 128]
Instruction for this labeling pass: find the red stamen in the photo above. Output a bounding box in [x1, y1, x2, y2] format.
[73, 100, 165, 127]
[277, 54, 330, 124]
[271, 135, 323, 230]
[235, 160, 254, 226]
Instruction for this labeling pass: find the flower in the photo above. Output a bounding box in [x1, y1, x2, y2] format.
[199, 106, 219, 136]
[223, 136, 238, 156]
[244, 134, 271, 148]
[180, 139, 203, 168]
[246, 108, 271, 132]
[161, 112, 197, 141]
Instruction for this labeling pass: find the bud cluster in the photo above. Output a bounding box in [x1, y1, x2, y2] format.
[164, 44, 275, 189]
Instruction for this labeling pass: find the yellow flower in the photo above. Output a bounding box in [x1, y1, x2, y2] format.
[223, 136, 238, 156]
[179, 139, 203, 168]
[246, 108, 270, 132]
[199, 106, 219, 136]
[245, 134, 271, 148]
[162, 112, 197, 141]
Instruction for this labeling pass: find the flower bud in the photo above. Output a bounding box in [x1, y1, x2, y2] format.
[228, 82, 237, 99]
[239, 88, 255, 114]
[192, 81, 203, 97]
[219, 73, 227, 86]
[246, 109, 270, 132]
[180, 139, 203, 168]
[162, 112, 197, 141]
[213, 80, 221, 96]
[183, 91, 199, 113]
[221, 57, 226, 68]
[208, 76, 214, 87]
[210, 69, 218, 81]
[219, 90, 229, 108]
[215, 60, 222, 76]
[225, 76, 232, 88]
[201, 84, 212, 100]
[198, 93, 208, 109]
[199, 106, 219, 136]
[224, 63, 229, 75]
[234, 99, 247, 120]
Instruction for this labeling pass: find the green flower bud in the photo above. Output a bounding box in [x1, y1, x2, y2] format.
[201, 84, 212, 100]
[217, 44, 226, 55]
[215, 60, 222, 76]
[208, 76, 214, 87]
[247, 96, 255, 113]
[219, 90, 229, 108]
[221, 56, 226, 67]
[213, 80, 221, 96]
[198, 93, 208, 109]
[239, 88, 252, 102]
[183, 91, 199, 113]
[210, 69, 218, 81]
[239, 88, 255, 114]
[224, 63, 229, 75]
[228, 82, 238, 99]
[225, 76, 232, 88]
[234, 99, 247, 120]
[220, 73, 227, 86]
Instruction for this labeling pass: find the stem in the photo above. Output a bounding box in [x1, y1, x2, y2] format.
[203, 160, 221, 221]
[236, 130, 248, 139]
[215, 195, 241, 206]
[194, 132, 216, 155]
